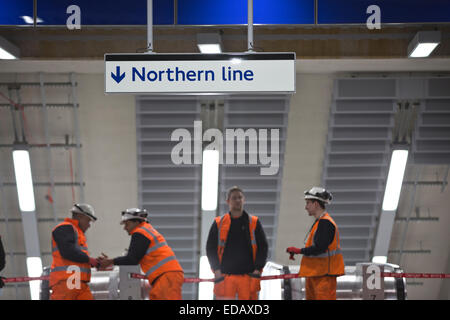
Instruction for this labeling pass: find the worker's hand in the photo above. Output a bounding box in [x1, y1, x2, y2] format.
[98, 256, 114, 269]
[286, 247, 302, 260]
[89, 257, 100, 268]
[214, 270, 224, 283]
[286, 247, 302, 254]
[0, 276, 5, 288]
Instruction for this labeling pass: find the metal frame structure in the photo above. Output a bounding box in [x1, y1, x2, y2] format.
[0, 73, 84, 299]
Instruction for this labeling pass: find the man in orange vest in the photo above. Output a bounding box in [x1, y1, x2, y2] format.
[286, 187, 345, 300]
[50, 203, 99, 300]
[98, 208, 184, 300]
[206, 186, 268, 300]
[0, 234, 5, 290]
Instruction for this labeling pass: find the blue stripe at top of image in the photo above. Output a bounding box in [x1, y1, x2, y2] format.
[177, 0, 315, 25]
[318, 0, 450, 24]
[0, 0, 33, 25]
[37, 0, 174, 25]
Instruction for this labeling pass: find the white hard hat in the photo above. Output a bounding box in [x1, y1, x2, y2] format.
[304, 187, 333, 204]
[71, 203, 97, 221]
[120, 208, 148, 224]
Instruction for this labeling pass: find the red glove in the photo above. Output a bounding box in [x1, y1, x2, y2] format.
[89, 257, 99, 268]
[286, 247, 302, 260]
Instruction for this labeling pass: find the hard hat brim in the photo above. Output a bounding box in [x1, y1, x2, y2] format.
[304, 194, 330, 204]
[79, 211, 97, 222]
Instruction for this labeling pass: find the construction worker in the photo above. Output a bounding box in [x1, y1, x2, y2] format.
[206, 186, 268, 300]
[98, 208, 184, 300]
[286, 187, 345, 300]
[50, 203, 99, 300]
[0, 234, 5, 289]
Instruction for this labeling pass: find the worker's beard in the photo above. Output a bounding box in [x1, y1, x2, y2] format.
[233, 205, 242, 211]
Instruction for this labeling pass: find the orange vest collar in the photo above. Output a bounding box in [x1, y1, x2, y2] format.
[64, 217, 81, 230]
[130, 221, 146, 234]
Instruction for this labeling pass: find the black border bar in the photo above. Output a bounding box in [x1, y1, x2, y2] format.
[105, 53, 295, 61]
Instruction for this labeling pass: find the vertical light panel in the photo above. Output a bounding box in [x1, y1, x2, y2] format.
[12, 149, 36, 212]
[198, 256, 214, 300]
[201, 150, 219, 211]
[382, 149, 408, 211]
[26, 257, 43, 300]
[372, 256, 388, 264]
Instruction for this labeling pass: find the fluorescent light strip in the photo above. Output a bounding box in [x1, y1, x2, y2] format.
[409, 43, 439, 58]
[20, 16, 43, 24]
[382, 150, 408, 211]
[198, 44, 222, 54]
[372, 256, 387, 264]
[12, 150, 36, 212]
[0, 47, 18, 60]
[26, 257, 43, 300]
[201, 150, 219, 211]
[198, 256, 214, 300]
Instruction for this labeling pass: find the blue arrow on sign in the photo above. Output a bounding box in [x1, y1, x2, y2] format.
[111, 66, 126, 83]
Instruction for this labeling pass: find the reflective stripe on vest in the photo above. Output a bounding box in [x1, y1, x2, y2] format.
[144, 255, 177, 278]
[250, 217, 256, 246]
[146, 241, 168, 255]
[313, 248, 342, 258]
[52, 245, 88, 253]
[132, 222, 183, 283]
[141, 226, 158, 242]
[218, 217, 225, 247]
[51, 266, 91, 274]
[140, 226, 170, 255]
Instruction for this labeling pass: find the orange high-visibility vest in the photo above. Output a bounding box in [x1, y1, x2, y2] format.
[50, 218, 91, 287]
[131, 222, 183, 284]
[215, 213, 259, 264]
[299, 213, 345, 277]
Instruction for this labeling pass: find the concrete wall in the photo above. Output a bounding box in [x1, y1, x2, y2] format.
[0, 73, 136, 299]
[275, 74, 334, 265]
[76, 74, 137, 258]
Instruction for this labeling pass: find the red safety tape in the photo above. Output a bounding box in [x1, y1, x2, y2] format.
[130, 273, 303, 283]
[3, 276, 49, 283]
[381, 272, 450, 279]
[3, 272, 450, 284]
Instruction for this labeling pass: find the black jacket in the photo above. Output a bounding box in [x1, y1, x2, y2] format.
[206, 211, 268, 274]
[52, 225, 89, 263]
[0, 236, 5, 272]
[113, 233, 150, 265]
[301, 219, 335, 256]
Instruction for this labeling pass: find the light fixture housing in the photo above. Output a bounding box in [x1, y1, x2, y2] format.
[198, 256, 214, 300]
[20, 16, 44, 24]
[407, 31, 441, 58]
[26, 256, 43, 300]
[12, 147, 36, 212]
[372, 255, 388, 264]
[0, 36, 20, 60]
[197, 33, 223, 54]
[201, 149, 219, 211]
[382, 148, 409, 211]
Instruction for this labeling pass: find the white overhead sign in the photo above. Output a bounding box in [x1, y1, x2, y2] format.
[104, 53, 295, 94]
